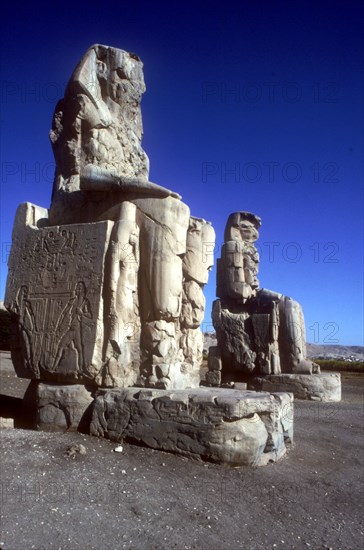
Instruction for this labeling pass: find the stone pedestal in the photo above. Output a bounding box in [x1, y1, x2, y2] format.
[23, 383, 294, 467]
[23, 382, 94, 432]
[90, 387, 294, 466]
[248, 373, 341, 402]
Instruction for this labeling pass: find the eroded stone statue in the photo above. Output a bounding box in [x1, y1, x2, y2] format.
[206, 211, 319, 386]
[4, 45, 300, 465]
[5, 44, 215, 390]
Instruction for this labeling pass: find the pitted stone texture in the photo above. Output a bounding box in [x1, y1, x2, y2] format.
[209, 211, 331, 389]
[178, 217, 215, 385]
[183, 217, 215, 286]
[205, 370, 222, 386]
[180, 281, 205, 328]
[205, 346, 222, 386]
[5, 203, 113, 384]
[50, 44, 149, 197]
[0, 418, 14, 429]
[248, 373, 341, 402]
[178, 328, 203, 385]
[24, 381, 94, 432]
[208, 346, 222, 371]
[90, 387, 293, 466]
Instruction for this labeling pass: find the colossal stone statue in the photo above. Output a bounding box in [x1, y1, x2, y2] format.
[5, 44, 215, 390]
[3, 46, 300, 464]
[207, 211, 318, 385]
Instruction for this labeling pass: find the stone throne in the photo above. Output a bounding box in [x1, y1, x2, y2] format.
[5, 44, 215, 391]
[206, 211, 341, 401]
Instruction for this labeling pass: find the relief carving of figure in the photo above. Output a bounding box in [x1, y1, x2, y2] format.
[53, 281, 92, 373]
[10, 286, 37, 374]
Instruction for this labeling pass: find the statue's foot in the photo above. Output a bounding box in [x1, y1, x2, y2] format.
[312, 362, 321, 374]
[293, 359, 314, 374]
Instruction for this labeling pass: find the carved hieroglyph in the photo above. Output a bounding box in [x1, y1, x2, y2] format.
[5, 45, 215, 389]
[208, 211, 317, 385]
[5, 203, 112, 383]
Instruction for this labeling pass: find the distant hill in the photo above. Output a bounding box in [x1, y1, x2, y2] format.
[203, 333, 363, 362]
[306, 343, 363, 361]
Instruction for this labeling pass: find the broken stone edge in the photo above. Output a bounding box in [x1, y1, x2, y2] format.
[23, 384, 294, 467]
[89, 387, 294, 467]
[247, 373, 341, 402]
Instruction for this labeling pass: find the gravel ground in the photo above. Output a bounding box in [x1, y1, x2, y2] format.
[0, 352, 363, 550]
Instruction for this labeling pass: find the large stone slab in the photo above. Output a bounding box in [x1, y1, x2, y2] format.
[248, 373, 341, 402]
[23, 381, 94, 432]
[90, 387, 293, 466]
[5, 203, 113, 384]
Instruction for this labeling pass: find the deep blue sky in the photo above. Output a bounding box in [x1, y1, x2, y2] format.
[1, 1, 363, 345]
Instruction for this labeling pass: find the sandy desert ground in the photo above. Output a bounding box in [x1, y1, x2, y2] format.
[0, 351, 363, 550]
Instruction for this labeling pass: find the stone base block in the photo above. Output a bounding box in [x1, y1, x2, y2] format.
[24, 381, 94, 432]
[234, 382, 248, 390]
[248, 373, 341, 402]
[90, 387, 293, 467]
[0, 417, 14, 429]
[205, 369, 221, 386]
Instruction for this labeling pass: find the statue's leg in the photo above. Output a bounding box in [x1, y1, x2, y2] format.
[101, 201, 141, 387]
[278, 297, 313, 374]
[178, 280, 206, 388]
[134, 197, 190, 388]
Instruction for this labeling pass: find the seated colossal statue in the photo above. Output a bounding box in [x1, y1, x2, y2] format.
[208, 211, 317, 385]
[5, 45, 215, 390]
